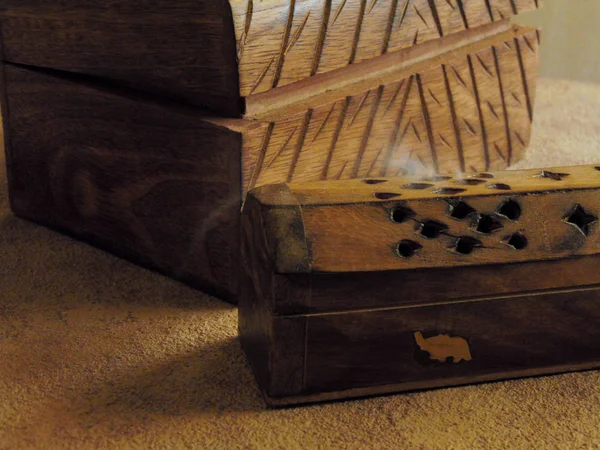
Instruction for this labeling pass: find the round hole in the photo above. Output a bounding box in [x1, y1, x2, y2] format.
[471, 173, 494, 179]
[391, 206, 416, 223]
[452, 237, 483, 255]
[433, 187, 467, 195]
[496, 199, 522, 221]
[507, 233, 528, 250]
[449, 201, 477, 220]
[363, 179, 388, 185]
[475, 214, 504, 234]
[396, 240, 423, 258]
[419, 220, 449, 239]
[487, 183, 512, 191]
[401, 183, 435, 190]
[374, 192, 402, 200]
[537, 170, 569, 181]
[454, 179, 486, 186]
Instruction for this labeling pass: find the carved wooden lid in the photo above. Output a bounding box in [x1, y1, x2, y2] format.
[245, 165, 600, 273]
[0, 0, 540, 117]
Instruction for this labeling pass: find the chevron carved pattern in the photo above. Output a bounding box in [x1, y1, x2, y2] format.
[243, 29, 539, 192]
[230, 0, 542, 97]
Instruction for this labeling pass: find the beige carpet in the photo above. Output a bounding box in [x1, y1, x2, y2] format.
[1, 78, 600, 449]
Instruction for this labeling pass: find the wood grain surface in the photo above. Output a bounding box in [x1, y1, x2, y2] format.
[0, 0, 541, 115]
[240, 186, 600, 403]
[239, 240, 600, 404]
[243, 27, 539, 191]
[0, 0, 242, 116]
[247, 165, 600, 273]
[2, 64, 243, 300]
[302, 286, 600, 397]
[231, 0, 542, 96]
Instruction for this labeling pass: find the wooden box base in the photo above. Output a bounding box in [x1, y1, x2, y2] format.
[240, 261, 600, 406]
[239, 167, 600, 405]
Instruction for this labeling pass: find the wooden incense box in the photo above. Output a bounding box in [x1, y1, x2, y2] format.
[240, 165, 600, 405]
[1, 1, 542, 299]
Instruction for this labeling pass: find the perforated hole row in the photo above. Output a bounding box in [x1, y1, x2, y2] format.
[506, 232, 528, 250]
[487, 183, 511, 191]
[496, 199, 521, 221]
[475, 215, 503, 234]
[391, 206, 416, 223]
[402, 183, 435, 190]
[536, 170, 570, 181]
[418, 220, 449, 239]
[449, 201, 476, 220]
[433, 188, 467, 195]
[454, 179, 486, 186]
[396, 240, 423, 258]
[451, 237, 483, 255]
[374, 192, 402, 200]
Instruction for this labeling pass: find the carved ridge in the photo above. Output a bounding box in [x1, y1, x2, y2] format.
[382, 76, 415, 176]
[492, 46, 514, 165]
[443, 64, 466, 171]
[417, 73, 440, 172]
[467, 55, 490, 169]
[322, 98, 349, 180]
[287, 112, 313, 181]
[515, 37, 534, 122]
[352, 86, 384, 177]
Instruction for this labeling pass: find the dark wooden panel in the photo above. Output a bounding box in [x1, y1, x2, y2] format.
[303, 287, 600, 395]
[288, 255, 600, 314]
[0, 1, 241, 116]
[269, 316, 307, 397]
[4, 64, 242, 299]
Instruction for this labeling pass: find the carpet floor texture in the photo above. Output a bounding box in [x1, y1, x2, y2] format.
[1, 78, 600, 449]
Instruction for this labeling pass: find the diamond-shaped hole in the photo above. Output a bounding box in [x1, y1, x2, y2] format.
[506, 232, 528, 250]
[471, 173, 494, 179]
[391, 206, 416, 223]
[565, 204, 598, 236]
[402, 183, 434, 190]
[433, 187, 467, 195]
[476, 214, 504, 234]
[452, 237, 483, 255]
[454, 179, 486, 186]
[363, 179, 388, 185]
[374, 192, 402, 200]
[396, 240, 423, 258]
[419, 220, 449, 239]
[496, 199, 522, 221]
[449, 201, 477, 220]
[537, 170, 570, 181]
[487, 183, 512, 191]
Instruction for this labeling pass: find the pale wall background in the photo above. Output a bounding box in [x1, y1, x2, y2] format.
[515, 0, 600, 83]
